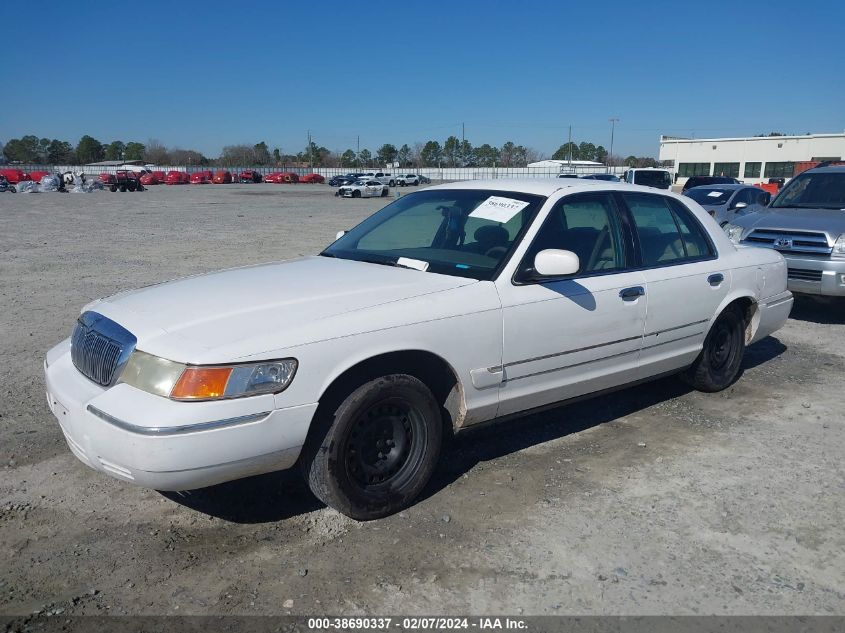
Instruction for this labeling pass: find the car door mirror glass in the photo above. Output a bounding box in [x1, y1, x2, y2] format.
[534, 249, 580, 277]
[733, 201, 748, 210]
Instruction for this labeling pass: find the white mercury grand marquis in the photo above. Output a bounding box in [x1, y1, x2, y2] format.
[45, 179, 793, 519]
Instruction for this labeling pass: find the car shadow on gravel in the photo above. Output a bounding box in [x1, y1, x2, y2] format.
[788, 296, 845, 325]
[160, 336, 787, 524]
[419, 334, 787, 506]
[159, 469, 322, 524]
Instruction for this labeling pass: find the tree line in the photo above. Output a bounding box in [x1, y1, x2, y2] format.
[2, 133, 661, 168]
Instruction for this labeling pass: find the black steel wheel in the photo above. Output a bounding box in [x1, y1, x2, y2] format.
[301, 374, 442, 520]
[682, 305, 745, 392]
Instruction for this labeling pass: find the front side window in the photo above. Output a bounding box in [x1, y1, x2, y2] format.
[624, 193, 713, 266]
[323, 189, 545, 280]
[519, 193, 625, 278]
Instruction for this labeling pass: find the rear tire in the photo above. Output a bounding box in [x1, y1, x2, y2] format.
[381, 188, 388, 197]
[389, 180, 395, 187]
[301, 374, 442, 520]
[682, 305, 745, 392]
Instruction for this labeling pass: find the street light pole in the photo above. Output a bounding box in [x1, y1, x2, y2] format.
[608, 117, 619, 174]
[307, 130, 312, 170]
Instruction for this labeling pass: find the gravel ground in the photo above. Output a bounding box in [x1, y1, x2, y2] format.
[0, 183, 843, 617]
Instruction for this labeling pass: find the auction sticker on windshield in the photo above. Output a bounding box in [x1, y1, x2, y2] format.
[469, 196, 530, 223]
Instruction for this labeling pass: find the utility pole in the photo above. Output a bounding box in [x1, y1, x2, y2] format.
[357, 135, 360, 170]
[568, 125, 572, 170]
[307, 130, 313, 169]
[608, 118, 619, 173]
[461, 122, 465, 167]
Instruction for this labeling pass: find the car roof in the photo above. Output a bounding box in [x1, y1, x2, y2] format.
[806, 165, 845, 173]
[426, 178, 666, 197]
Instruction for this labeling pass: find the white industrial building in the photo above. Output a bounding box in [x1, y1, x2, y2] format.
[659, 132, 845, 184]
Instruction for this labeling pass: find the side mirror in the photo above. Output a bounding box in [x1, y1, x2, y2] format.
[534, 249, 580, 277]
[335, 230, 347, 240]
[732, 202, 748, 211]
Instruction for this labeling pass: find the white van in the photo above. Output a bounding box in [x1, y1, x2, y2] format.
[623, 168, 672, 190]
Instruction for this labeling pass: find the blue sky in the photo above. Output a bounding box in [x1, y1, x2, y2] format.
[3, 0, 843, 158]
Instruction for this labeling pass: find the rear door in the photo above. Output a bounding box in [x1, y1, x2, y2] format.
[617, 191, 729, 379]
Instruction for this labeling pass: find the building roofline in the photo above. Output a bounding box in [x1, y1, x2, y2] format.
[660, 132, 845, 144]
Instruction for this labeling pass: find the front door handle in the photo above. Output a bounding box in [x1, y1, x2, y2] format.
[619, 286, 645, 301]
[708, 273, 725, 286]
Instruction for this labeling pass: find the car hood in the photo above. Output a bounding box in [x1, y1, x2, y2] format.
[85, 256, 477, 363]
[733, 207, 845, 236]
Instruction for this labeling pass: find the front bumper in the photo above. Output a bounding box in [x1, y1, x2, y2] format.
[780, 253, 845, 297]
[44, 340, 317, 491]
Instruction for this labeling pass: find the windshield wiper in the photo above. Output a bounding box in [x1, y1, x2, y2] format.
[357, 257, 398, 267]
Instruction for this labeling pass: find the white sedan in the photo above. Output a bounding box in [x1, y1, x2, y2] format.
[337, 179, 389, 198]
[45, 180, 792, 519]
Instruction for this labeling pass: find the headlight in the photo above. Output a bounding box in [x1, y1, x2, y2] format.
[833, 234, 845, 258]
[723, 223, 744, 244]
[120, 352, 297, 401]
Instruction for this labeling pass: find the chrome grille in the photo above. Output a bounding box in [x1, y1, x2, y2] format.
[70, 312, 137, 386]
[787, 268, 823, 282]
[743, 229, 831, 255]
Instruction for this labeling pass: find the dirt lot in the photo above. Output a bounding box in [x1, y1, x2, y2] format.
[0, 183, 843, 617]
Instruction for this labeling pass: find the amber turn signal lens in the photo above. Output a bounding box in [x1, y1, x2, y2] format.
[170, 367, 233, 400]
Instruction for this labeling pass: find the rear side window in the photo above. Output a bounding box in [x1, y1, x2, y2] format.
[623, 193, 713, 266]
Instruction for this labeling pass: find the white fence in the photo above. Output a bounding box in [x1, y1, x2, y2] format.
[7, 164, 629, 181]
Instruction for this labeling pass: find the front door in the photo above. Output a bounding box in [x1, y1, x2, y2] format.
[495, 191, 647, 417]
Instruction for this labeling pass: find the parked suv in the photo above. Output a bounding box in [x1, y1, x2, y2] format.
[724, 165, 845, 297]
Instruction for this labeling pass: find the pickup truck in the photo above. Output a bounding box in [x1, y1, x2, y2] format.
[359, 171, 395, 187]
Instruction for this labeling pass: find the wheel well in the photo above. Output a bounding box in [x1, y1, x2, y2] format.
[723, 296, 758, 343]
[309, 351, 465, 444]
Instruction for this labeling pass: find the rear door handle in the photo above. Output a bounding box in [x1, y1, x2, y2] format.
[619, 286, 645, 301]
[708, 273, 725, 286]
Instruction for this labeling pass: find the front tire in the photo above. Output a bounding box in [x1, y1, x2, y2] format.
[682, 305, 745, 392]
[301, 374, 443, 520]
[352, 190, 361, 198]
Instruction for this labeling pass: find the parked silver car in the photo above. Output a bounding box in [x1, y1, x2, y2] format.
[684, 184, 771, 226]
[724, 165, 845, 297]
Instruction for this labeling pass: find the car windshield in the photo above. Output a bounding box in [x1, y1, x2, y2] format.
[771, 172, 845, 209]
[685, 188, 732, 205]
[635, 171, 671, 188]
[322, 189, 546, 280]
